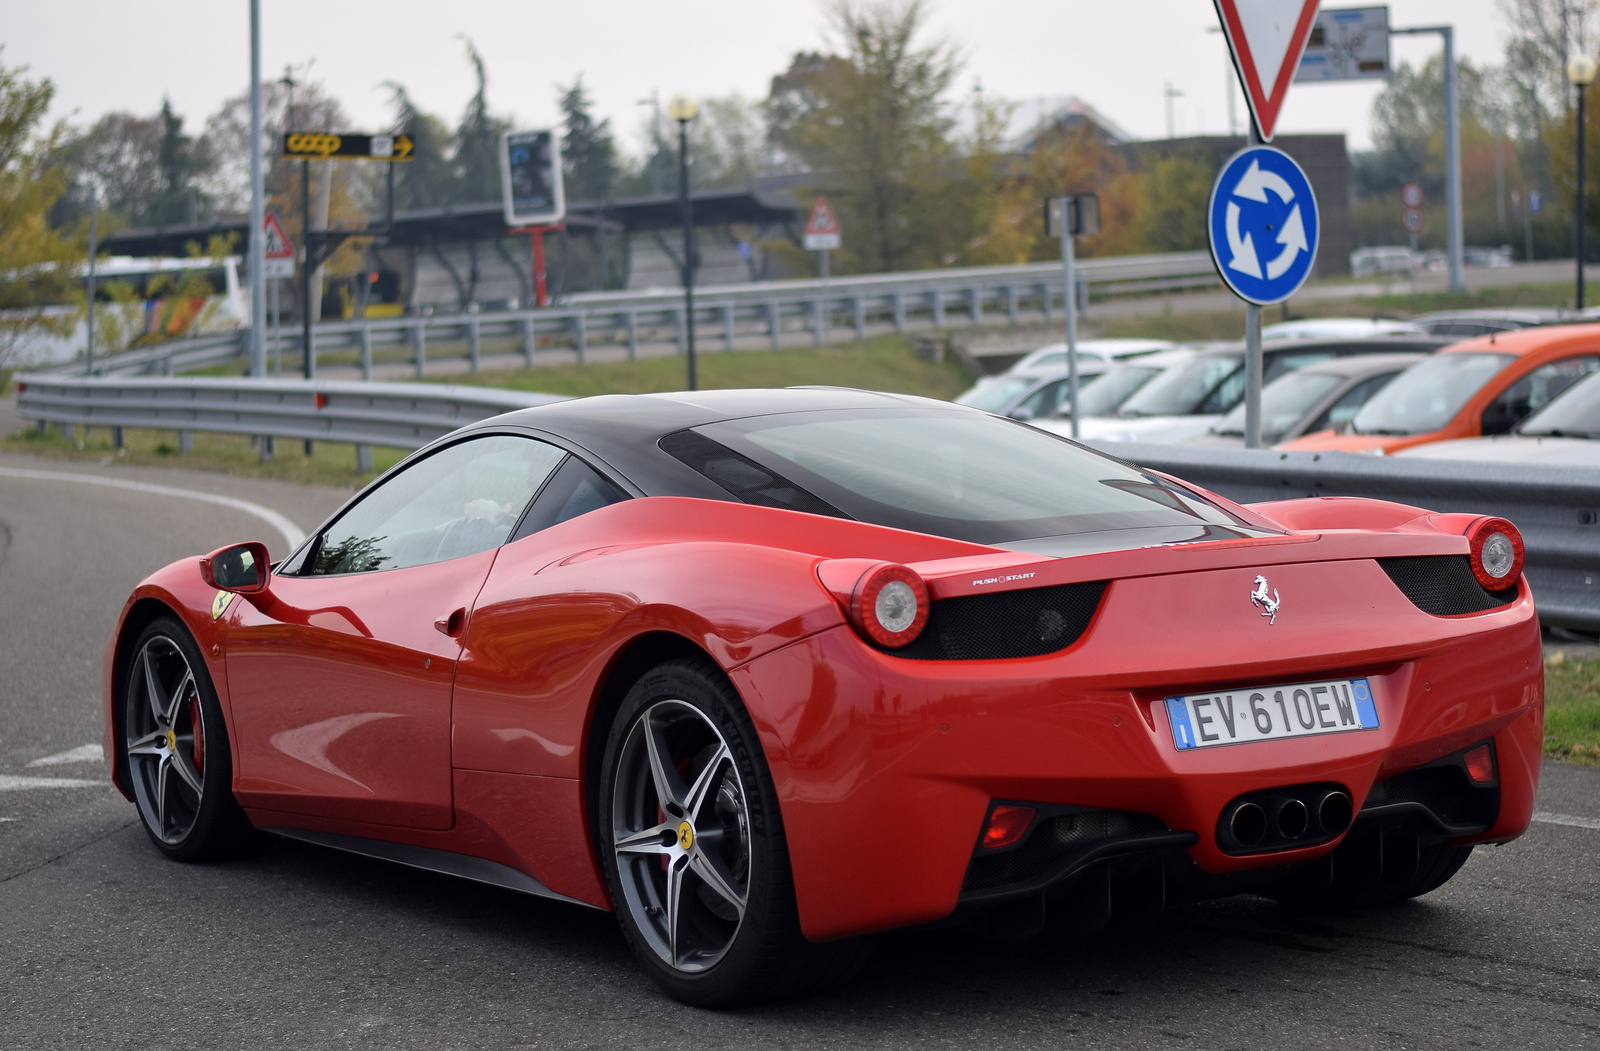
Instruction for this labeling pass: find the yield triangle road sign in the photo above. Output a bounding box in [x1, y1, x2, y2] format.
[1214, 0, 1322, 142]
[262, 211, 294, 259]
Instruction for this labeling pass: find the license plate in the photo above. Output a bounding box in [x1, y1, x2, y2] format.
[1165, 678, 1379, 751]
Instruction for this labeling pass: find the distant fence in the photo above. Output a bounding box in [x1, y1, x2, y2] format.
[46, 251, 1220, 378]
[13, 374, 563, 470]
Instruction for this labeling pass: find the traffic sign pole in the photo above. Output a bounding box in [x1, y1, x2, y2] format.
[1243, 131, 1263, 450]
[1060, 200, 1080, 439]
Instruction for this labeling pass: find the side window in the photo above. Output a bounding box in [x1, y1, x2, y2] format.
[306, 435, 566, 575]
[510, 456, 629, 541]
[1482, 356, 1600, 435]
[1198, 366, 1247, 414]
[1307, 373, 1398, 434]
[1012, 379, 1065, 419]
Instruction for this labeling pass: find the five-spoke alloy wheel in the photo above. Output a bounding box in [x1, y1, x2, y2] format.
[122, 617, 259, 861]
[612, 698, 751, 972]
[598, 659, 874, 1007]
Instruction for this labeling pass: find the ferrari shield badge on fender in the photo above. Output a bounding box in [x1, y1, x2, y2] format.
[1250, 575, 1281, 624]
[211, 589, 236, 621]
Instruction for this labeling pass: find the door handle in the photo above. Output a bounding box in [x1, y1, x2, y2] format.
[434, 607, 467, 638]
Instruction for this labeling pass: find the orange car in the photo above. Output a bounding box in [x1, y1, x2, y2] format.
[1280, 323, 1600, 454]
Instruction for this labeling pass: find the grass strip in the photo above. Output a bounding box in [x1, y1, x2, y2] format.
[1543, 651, 1600, 765]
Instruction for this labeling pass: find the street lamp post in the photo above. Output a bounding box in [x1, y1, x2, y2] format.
[1570, 53, 1597, 309]
[667, 92, 698, 391]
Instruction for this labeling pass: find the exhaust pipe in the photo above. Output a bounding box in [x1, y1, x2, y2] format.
[1276, 798, 1309, 840]
[1317, 790, 1353, 835]
[1229, 802, 1267, 848]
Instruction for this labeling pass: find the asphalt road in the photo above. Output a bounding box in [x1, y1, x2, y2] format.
[2, 452, 1599, 1049]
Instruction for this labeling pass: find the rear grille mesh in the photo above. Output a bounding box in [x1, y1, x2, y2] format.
[1378, 555, 1517, 616]
[885, 581, 1106, 661]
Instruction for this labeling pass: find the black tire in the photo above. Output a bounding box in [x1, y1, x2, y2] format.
[597, 658, 874, 1007]
[121, 616, 265, 861]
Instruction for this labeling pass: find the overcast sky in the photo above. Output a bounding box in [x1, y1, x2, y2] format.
[7, 2, 1517, 156]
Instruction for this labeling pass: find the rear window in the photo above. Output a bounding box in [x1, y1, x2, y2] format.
[665, 408, 1273, 546]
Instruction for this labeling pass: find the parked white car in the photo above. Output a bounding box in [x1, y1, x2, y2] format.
[1005, 338, 1176, 375]
[1261, 317, 1424, 341]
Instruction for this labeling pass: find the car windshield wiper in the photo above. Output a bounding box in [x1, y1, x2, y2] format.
[1353, 427, 1414, 436]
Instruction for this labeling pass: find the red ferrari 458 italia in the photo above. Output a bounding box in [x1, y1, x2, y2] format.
[103, 388, 1542, 1006]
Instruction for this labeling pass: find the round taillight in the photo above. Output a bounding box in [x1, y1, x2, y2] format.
[849, 563, 929, 649]
[1466, 516, 1524, 591]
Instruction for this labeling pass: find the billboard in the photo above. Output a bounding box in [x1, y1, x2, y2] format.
[501, 129, 565, 227]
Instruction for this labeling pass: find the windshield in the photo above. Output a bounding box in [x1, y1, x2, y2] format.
[1517, 369, 1600, 438]
[1117, 354, 1241, 416]
[1074, 364, 1163, 417]
[955, 376, 1036, 413]
[1351, 352, 1514, 435]
[676, 409, 1272, 547]
[1214, 371, 1344, 440]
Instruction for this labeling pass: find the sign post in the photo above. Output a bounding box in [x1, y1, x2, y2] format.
[1046, 194, 1101, 439]
[803, 197, 842, 283]
[1212, 0, 1323, 448]
[1400, 182, 1425, 290]
[501, 130, 566, 309]
[281, 131, 411, 386]
[1206, 146, 1321, 446]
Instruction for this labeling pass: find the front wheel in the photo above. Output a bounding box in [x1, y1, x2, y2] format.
[598, 659, 873, 1007]
[122, 616, 263, 861]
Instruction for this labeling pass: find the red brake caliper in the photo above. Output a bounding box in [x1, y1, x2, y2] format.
[188, 693, 205, 775]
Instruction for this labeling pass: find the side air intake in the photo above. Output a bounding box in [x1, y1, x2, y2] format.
[1378, 555, 1518, 616]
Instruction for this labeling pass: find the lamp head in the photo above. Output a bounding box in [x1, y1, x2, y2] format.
[667, 92, 699, 122]
[1570, 54, 1597, 87]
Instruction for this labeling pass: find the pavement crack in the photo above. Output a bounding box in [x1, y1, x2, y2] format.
[0, 818, 136, 885]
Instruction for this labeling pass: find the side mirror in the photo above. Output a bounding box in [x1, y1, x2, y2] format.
[1010, 407, 1036, 421]
[199, 542, 272, 595]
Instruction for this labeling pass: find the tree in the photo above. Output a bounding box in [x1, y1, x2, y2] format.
[450, 37, 509, 205]
[387, 83, 456, 210]
[765, 1, 963, 273]
[48, 112, 163, 229]
[559, 75, 619, 203]
[143, 99, 211, 225]
[0, 53, 81, 370]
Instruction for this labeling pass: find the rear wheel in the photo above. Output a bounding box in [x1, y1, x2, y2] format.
[122, 616, 263, 861]
[598, 658, 873, 1007]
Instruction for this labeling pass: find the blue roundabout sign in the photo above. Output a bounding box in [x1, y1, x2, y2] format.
[1207, 145, 1319, 306]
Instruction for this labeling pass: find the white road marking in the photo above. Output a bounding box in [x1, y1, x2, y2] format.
[1533, 811, 1600, 831]
[0, 467, 305, 548]
[27, 744, 103, 767]
[0, 775, 106, 792]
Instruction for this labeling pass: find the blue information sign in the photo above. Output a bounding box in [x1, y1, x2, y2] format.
[1207, 145, 1320, 306]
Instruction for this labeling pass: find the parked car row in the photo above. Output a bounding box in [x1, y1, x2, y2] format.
[950, 317, 1600, 464]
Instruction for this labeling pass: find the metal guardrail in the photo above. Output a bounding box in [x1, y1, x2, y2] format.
[1099, 441, 1600, 632]
[14, 374, 565, 468]
[56, 251, 1219, 378]
[18, 375, 1589, 629]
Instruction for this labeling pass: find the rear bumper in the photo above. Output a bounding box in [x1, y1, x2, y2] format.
[733, 568, 1542, 942]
